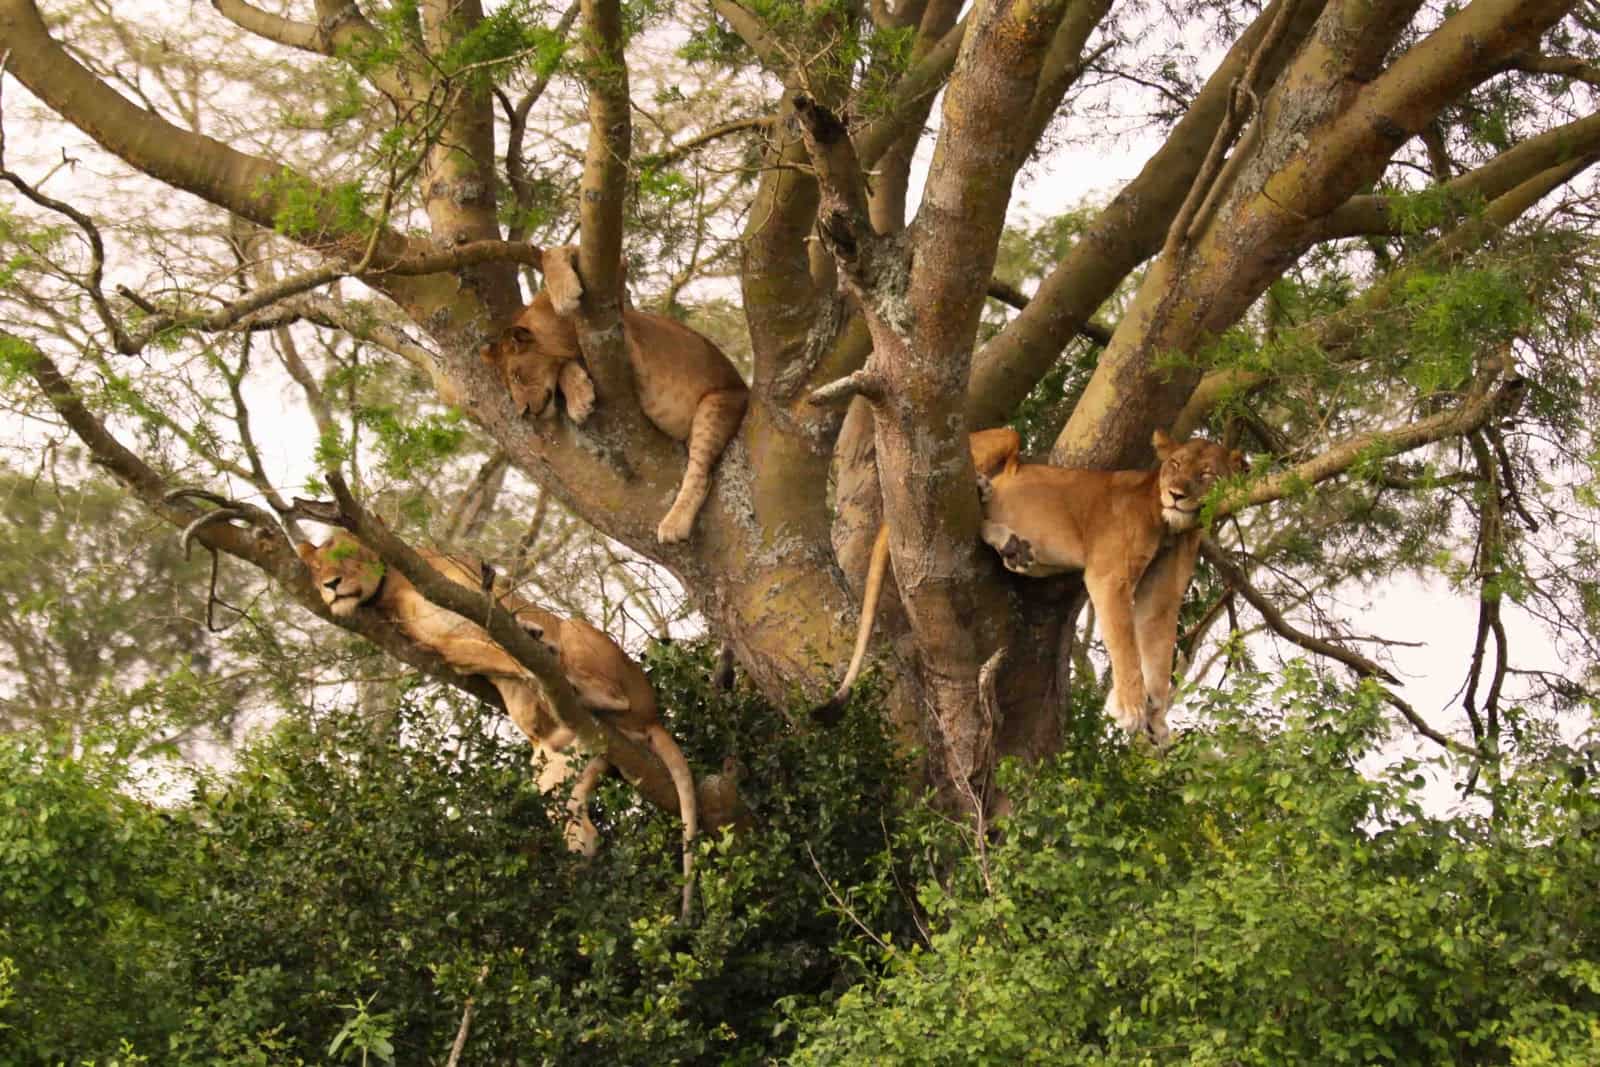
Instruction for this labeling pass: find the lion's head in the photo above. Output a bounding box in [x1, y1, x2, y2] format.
[480, 302, 577, 420]
[1153, 430, 1245, 531]
[296, 533, 385, 617]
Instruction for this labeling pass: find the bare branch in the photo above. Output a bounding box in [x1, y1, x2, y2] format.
[985, 279, 1112, 345]
[1201, 539, 1482, 758]
[640, 115, 775, 170]
[109, 240, 544, 356]
[808, 368, 887, 407]
[1162, 0, 1299, 260]
[210, 0, 322, 52]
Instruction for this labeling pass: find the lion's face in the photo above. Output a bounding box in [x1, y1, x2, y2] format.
[296, 533, 385, 617]
[481, 323, 566, 419]
[1153, 431, 1245, 531]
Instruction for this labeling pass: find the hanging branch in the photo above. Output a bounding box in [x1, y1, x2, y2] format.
[1200, 539, 1484, 759]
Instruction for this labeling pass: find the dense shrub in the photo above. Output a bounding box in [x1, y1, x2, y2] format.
[790, 667, 1600, 1065]
[6, 654, 1599, 1065]
[1, 643, 909, 1065]
[0, 736, 188, 1062]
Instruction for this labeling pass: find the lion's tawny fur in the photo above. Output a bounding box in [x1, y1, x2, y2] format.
[295, 533, 699, 916]
[481, 245, 748, 544]
[979, 430, 1245, 745]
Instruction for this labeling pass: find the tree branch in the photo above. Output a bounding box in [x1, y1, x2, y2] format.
[855, 12, 970, 168]
[1318, 111, 1600, 240]
[576, 0, 631, 309]
[12, 332, 516, 715]
[1225, 354, 1521, 515]
[0, 0, 432, 305]
[209, 0, 322, 52]
[967, 0, 1321, 427]
[1174, 151, 1596, 436]
[1200, 538, 1482, 758]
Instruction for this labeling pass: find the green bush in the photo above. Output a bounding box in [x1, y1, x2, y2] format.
[0, 643, 909, 1064]
[8, 651, 1599, 1065]
[790, 666, 1600, 1065]
[0, 735, 188, 1063]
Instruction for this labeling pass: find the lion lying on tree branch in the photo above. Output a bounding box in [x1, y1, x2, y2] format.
[481, 245, 748, 544]
[295, 532, 699, 919]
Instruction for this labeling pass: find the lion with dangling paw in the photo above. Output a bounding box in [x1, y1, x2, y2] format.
[295, 532, 699, 919]
[978, 430, 1245, 746]
[481, 245, 748, 544]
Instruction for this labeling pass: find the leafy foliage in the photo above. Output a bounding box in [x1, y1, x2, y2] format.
[791, 667, 1600, 1065]
[796, 671, 1600, 1062]
[0, 644, 910, 1064]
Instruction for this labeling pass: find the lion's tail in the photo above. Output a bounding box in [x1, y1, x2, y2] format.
[646, 723, 699, 924]
[812, 523, 891, 727]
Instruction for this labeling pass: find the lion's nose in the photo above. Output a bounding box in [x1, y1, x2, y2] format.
[323, 577, 341, 592]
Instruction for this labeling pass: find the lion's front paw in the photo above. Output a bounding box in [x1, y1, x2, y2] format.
[560, 364, 596, 424]
[1144, 701, 1172, 750]
[657, 507, 694, 544]
[564, 810, 600, 857]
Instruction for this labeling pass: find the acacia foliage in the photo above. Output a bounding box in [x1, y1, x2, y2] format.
[5, 651, 1599, 1064]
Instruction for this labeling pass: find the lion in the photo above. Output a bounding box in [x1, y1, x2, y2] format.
[813, 427, 1023, 722]
[481, 245, 748, 544]
[978, 430, 1245, 746]
[295, 532, 699, 917]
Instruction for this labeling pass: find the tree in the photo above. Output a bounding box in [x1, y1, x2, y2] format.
[1, 0, 1597, 812]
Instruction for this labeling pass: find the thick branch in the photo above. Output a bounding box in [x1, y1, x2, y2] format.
[1318, 111, 1600, 239]
[210, 0, 321, 52]
[1174, 152, 1596, 435]
[1054, 0, 1572, 470]
[576, 0, 631, 309]
[710, 0, 789, 73]
[855, 13, 970, 168]
[15, 334, 510, 714]
[967, 0, 1323, 426]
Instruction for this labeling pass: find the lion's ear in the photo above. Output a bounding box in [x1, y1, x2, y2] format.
[1152, 429, 1178, 459]
[1229, 448, 1247, 473]
[295, 541, 318, 564]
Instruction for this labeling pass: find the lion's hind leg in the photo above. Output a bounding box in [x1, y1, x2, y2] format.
[657, 387, 746, 544]
[564, 756, 609, 857]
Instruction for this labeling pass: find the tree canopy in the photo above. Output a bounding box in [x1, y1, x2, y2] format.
[2, 0, 1600, 1056]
